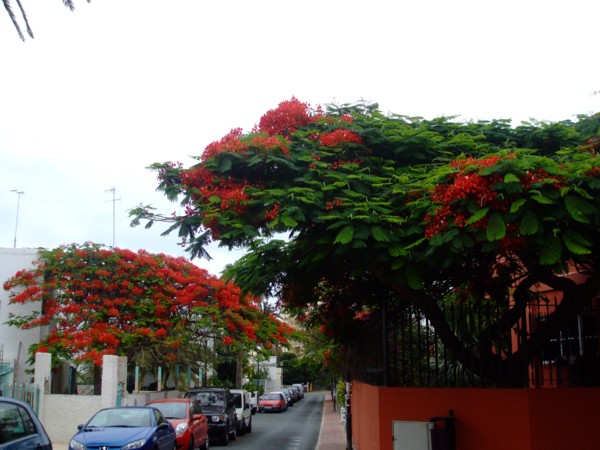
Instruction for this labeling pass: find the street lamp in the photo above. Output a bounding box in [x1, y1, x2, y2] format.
[10, 189, 24, 248]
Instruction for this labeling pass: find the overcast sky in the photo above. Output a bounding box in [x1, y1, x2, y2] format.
[1, 0, 599, 276]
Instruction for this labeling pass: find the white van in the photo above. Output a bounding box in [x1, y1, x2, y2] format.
[249, 390, 259, 414]
[230, 389, 253, 435]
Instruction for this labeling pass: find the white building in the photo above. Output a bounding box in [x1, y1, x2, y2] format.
[0, 247, 46, 385]
[243, 355, 282, 392]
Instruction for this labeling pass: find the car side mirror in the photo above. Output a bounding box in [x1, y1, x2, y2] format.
[228, 400, 234, 407]
[158, 423, 169, 430]
[244, 404, 250, 410]
[77, 424, 84, 430]
[192, 414, 203, 420]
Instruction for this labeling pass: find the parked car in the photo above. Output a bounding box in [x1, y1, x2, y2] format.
[272, 389, 293, 406]
[248, 391, 259, 415]
[68, 406, 176, 450]
[292, 384, 305, 399]
[146, 398, 209, 450]
[0, 396, 52, 450]
[230, 389, 252, 435]
[185, 387, 237, 445]
[257, 392, 288, 413]
[285, 387, 298, 403]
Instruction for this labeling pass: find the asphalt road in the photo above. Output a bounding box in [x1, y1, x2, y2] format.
[216, 391, 325, 449]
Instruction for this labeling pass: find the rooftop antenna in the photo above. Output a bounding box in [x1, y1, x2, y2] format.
[10, 189, 24, 248]
[105, 187, 121, 247]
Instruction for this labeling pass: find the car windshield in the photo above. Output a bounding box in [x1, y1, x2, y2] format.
[149, 402, 187, 419]
[194, 392, 225, 407]
[261, 394, 281, 401]
[87, 408, 152, 428]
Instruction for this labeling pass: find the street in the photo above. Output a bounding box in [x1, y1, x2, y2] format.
[218, 391, 325, 449]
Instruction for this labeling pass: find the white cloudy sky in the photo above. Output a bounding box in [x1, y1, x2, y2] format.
[1, 0, 599, 275]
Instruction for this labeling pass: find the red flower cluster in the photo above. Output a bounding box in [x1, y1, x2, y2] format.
[325, 198, 344, 211]
[425, 171, 504, 238]
[180, 167, 250, 215]
[264, 203, 280, 220]
[521, 168, 565, 189]
[319, 129, 363, 147]
[425, 155, 566, 239]
[258, 97, 317, 137]
[425, 156, 511, 239]
[326, 159, 362, 170]
[580, 137, 600, 153]
[249, 134, 290, 156]
[202, 128, 245, 159]
[202, 129, 291, 160]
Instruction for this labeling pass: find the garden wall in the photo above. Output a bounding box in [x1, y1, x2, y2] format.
[352, 381, 600, 450]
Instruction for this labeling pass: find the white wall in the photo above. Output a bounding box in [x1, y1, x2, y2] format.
[263, 356, 283, 392]
[44, 394, 103, 444]
[35, 353, 127, 445]
[0, 247, 45, 384]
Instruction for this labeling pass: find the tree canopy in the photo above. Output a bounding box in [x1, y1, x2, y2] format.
[131, 98, 600, 385]
[3, 243, 294, 368]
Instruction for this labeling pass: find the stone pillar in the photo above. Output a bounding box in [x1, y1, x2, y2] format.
[34, 352, 52, 422]
[101, 355, 120, 409]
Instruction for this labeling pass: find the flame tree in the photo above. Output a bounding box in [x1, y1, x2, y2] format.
[131, 99, 600, 386]
[3, 242, 293, 371]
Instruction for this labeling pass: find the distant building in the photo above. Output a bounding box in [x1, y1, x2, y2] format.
[244, 355, 282, 392]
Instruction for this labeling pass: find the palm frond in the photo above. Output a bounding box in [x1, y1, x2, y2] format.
[14, 0, 33, 39]
[62, 0, 75, 12]
[3, 0, 26, 41]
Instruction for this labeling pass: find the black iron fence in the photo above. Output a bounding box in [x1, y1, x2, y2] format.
[355, 297, 600, 388]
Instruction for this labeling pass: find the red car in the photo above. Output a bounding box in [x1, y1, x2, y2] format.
[257, 392, 288, 413]
[147, 398, 209, 450]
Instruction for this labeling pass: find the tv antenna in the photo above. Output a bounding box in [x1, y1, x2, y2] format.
[10, 189, 24, 248]
[105, 187, 121, 247]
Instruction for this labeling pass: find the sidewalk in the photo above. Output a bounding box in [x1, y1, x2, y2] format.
[316, 393, 353, 450]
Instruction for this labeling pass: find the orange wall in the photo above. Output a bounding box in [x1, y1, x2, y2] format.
[527, 389, 600, 450]
[352, 382, 381, 450]
[352, 382, 600, 450]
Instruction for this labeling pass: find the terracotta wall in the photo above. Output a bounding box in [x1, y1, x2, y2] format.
[527, 389, 600, 450]
[351, 382, 600, 450]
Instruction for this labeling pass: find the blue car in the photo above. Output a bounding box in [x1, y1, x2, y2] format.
[0, 396, 52, 450]
[69, 406, 176, 450]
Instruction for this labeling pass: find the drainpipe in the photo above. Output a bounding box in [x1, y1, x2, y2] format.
[382, 299, 388, 387]
[345, 381, 352, 450]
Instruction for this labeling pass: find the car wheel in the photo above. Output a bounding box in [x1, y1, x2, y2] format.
[222, 427, 230, 446]
[229, 421, 237, 441]
[247, 417, 252, 433]
[239, 419, 246, 436]
[200, 435, 209, 450]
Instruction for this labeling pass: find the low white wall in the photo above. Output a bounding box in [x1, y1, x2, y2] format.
[43, 394, 103, 445]
[126, 389, 181, 406]
[32, 353, 184, 445]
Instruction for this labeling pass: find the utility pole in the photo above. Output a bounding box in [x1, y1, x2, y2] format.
[105, 187, 120, 247]
[10, 189, 24, 248]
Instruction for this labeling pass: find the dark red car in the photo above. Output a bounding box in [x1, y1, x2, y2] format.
[146, 398, 209, 450]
